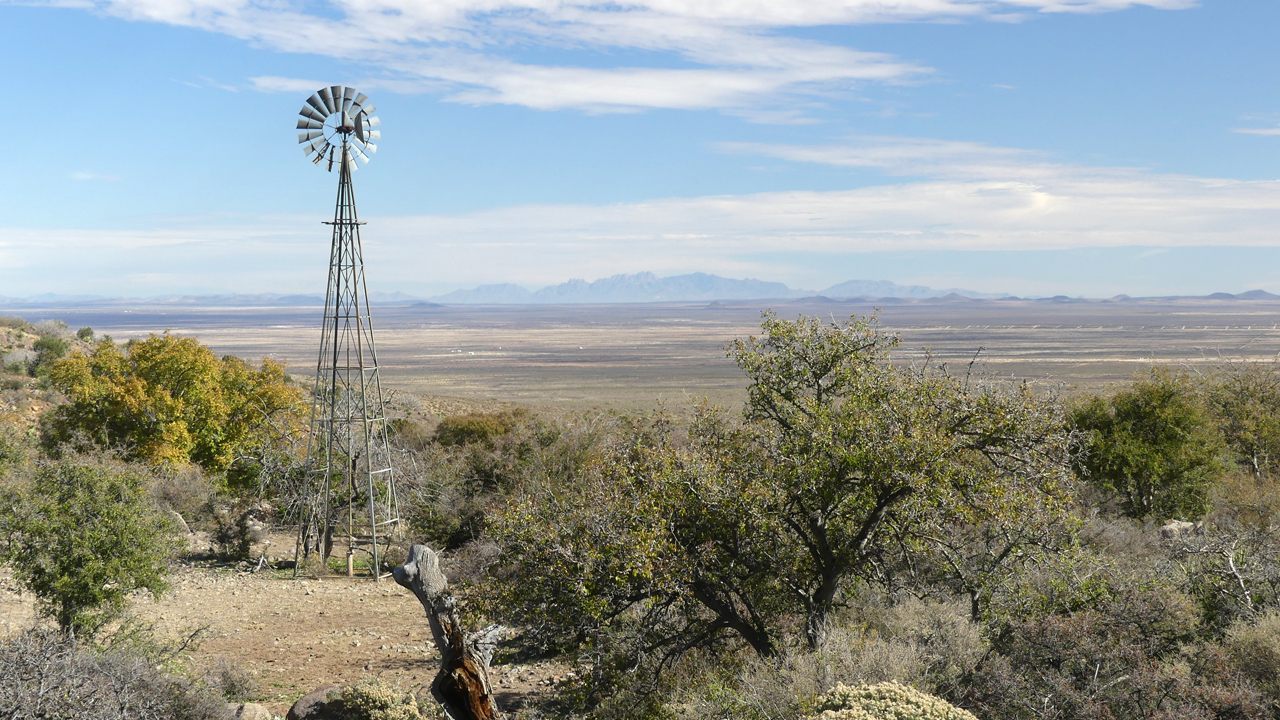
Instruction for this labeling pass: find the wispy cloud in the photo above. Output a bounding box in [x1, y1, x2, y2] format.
[197, 75, 239, 92]
[8, 0, 1195, 114]
[9, 136, 1279, 296]
[717, 136, 1060, 179]
[249, 76, 334, 94]
[1234, 126, 1280, 136]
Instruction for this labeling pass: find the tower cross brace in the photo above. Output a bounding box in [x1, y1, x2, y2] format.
[296, 133, 401, 579]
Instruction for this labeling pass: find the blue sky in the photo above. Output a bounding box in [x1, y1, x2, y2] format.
[1, 0, 1278, 298]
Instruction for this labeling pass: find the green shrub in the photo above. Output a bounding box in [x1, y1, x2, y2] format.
[1071, 367, 1227, 520]
[433, 409, 527, 447]
[77, 326, 94, 341]
[29, 335, 70, 378]
[0, 457, 179, 638]
[0, 424, 28, 474]
[809, 682, 976, 720]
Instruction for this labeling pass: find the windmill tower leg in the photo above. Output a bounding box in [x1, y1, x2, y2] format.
[297, 136, 400, 580]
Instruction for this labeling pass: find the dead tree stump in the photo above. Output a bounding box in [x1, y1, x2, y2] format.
[393, 544, 503, 720]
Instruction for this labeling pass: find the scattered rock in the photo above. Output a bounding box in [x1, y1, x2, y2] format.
[287, 684, 342, 720]
[1160, 519, 1203, 539]
[229, 702, 274, 720]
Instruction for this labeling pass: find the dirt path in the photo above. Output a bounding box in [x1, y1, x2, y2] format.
[0, 558, 561, 715]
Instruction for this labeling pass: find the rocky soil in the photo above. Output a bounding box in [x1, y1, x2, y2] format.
[0, 545, 563, 717]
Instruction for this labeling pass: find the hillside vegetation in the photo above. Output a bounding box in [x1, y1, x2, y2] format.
[5, 310, 1280, 719]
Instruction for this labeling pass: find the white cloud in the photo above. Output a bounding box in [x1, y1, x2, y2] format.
[250, 76, 336, 94]
[197, 75, 239, 91]
[1235, 126, 1280, 136]
[8, 136, 1279, 296]
[717, 136, 1060, 179]
[9, 0, 1195, 113]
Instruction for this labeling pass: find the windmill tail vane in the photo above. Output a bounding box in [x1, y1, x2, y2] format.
[292, 85, 400, 581]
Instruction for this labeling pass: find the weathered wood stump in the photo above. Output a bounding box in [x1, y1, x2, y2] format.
[393, 544, 503, 720]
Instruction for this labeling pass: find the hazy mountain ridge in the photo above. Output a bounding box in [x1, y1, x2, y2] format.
[3, 275, 1280, 308]
[429, 272, 1009, 304]
[432, 272, 808, 304]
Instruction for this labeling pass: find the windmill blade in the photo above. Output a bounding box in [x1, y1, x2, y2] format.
[299, 106, 327, 123]
[367, 130, 381, 140]
[296, 118, 323, 130]
[327, 146, 336, 171]
[350, 145, 370, 164]
[341, 86, 355, 113]
[329, 86, 344, 112]
[311, 144, 326, 162]
[304, 138, 328, 156]
[353, 92, 368, 108]
[298, 130, 324, 144]
[360, 105, 376, 116]
[318, 87, 336, 113]
[365, 116, 381, 127]
[306, 94, 328, 116]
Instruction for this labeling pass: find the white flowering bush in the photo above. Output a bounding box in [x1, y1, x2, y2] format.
[808, 681, 977, 720]
[339, 678, 438, 720]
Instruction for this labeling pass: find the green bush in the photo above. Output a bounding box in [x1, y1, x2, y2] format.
[809, 682, 976, 720]
[1071, 367, 1227, 520]
[0, 457, 179, 638]
[0, 424, 28, 474]
[77, 326, 94, 341]
[433, 409, 527, 447]
[29, 335, 69, 379]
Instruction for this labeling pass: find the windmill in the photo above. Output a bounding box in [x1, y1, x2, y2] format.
[293, 85, 400, 580]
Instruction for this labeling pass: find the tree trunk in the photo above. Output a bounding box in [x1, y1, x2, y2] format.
[393, 544, 503, 720]
[804, 569, 843, 650]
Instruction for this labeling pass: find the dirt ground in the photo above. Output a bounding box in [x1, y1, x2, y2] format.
[0, 534, 563, 716]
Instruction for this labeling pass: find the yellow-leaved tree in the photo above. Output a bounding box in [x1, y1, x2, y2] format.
[39, 334, 306, 479]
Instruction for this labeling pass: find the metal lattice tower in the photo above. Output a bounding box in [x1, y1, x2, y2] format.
[293, 85, 400, 580]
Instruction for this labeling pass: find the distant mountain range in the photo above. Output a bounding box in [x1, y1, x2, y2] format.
[428, 272, 1008, 304]
[430, 272, 808, 304]
[2, 274, 1279, 308]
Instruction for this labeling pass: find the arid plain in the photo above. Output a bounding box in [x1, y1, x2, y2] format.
[28, 296, 1280, 410]
[8, 295, 1280, 715]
